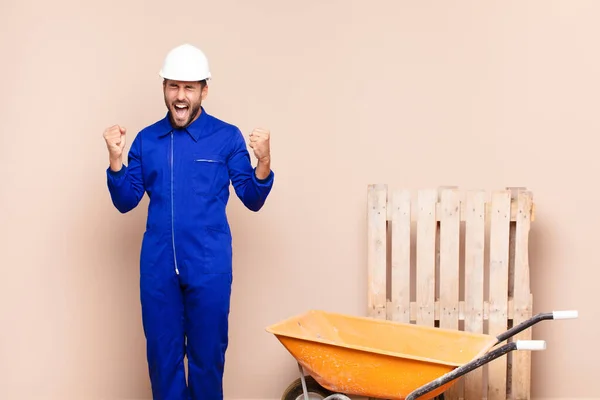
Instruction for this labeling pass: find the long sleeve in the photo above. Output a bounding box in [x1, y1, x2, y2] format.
[227, 129, 274, 212]
[106, 133, 145, 213]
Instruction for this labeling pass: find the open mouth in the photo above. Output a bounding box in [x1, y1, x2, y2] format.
[173, 103, 189, 119]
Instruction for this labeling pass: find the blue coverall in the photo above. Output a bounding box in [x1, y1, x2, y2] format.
[106, 107, 274, 399]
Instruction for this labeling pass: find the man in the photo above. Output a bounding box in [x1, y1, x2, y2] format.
[103, 43, 274, 400]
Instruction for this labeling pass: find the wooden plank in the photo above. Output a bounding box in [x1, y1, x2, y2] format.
[487, 190, 511, 400]
[439, 188, 461, 328]
[367, 184, 387, 319]
[438, 188, 462, 399]
[463, 190, 486, 400]
[386, 200, 533, 222]
[511, 190, 534, 399]
[390, 189, 411, 323]
[506, 189, 519, 399]
[416, 189, 437, 326]
[407, 298, 515, 322]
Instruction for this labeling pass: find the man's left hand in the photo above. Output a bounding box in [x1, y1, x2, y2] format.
[249, 128, 270, 162]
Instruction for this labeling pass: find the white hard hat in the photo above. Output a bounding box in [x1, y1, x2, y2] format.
[159, 44, 212, 82]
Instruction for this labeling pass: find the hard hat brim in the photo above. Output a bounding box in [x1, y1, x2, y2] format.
[159, 71, 212, 82]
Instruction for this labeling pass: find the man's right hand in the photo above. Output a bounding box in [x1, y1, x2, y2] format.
[103, 125, 126, 172]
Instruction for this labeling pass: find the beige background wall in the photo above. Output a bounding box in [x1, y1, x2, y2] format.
[1, 0, 597, 399]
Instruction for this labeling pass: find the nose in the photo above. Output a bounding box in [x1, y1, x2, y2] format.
[176, 87, 186, 101]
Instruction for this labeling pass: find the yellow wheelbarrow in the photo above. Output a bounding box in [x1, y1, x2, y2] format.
[266, 309, 577, 400]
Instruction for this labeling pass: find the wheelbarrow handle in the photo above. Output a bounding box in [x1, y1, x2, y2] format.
[515, 340, 546, 351]
[405, 340, 546, 400]
[495, 310, 578, 343]
[406, 311, 577, 400]
[553, 310, 578, 319]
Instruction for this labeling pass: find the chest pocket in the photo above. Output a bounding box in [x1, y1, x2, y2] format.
[191, 154, 226, 195]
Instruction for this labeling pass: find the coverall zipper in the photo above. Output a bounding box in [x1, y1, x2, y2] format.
[170, 132, 179, 275]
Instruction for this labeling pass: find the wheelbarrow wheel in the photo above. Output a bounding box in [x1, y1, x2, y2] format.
[281, 375, 335, 400]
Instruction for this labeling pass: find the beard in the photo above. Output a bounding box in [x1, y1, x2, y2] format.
[167, 100, 202, 129]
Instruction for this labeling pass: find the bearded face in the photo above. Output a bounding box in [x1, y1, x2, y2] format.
[163, 79, 207, 129]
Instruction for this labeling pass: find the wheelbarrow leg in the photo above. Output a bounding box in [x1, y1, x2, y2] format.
[297, 362, 311, 400]
[297, 362, 351, 400]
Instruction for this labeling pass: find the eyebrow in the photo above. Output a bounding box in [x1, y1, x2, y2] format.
[169, 83, 196, 89]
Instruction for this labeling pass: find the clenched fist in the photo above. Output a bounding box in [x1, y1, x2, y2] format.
[103, 125, 126, 171]
[248, 128, 270, 161]
[249, 128, 271, 180]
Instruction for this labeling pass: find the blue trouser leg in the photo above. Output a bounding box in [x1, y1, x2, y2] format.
[140, 250, 188, 400]
[182, 272, 232, 400]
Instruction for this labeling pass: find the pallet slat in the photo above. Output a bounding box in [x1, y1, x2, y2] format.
[439, 188, 461, 329]
[488, 191, 511, 400]
[511, 191, 534, 400]
[366, 185, 535, 400]
[439, 188, 462, 400]
[386, 199, 535, 222]
[367, 184, 387, 319]
[390, 189, 412, 323]
[463, 190, 486, 400]
[416, 189, 438, 326]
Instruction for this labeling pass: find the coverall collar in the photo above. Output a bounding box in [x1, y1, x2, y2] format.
[157, 106, 209, 142]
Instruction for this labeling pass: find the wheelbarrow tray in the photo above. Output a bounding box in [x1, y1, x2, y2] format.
[266, 309, 498, 400]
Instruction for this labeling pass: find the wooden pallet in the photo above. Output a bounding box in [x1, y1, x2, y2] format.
[366, 185, 535, 400]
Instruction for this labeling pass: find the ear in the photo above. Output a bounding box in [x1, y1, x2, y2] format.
[201, 84, 209, 100]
